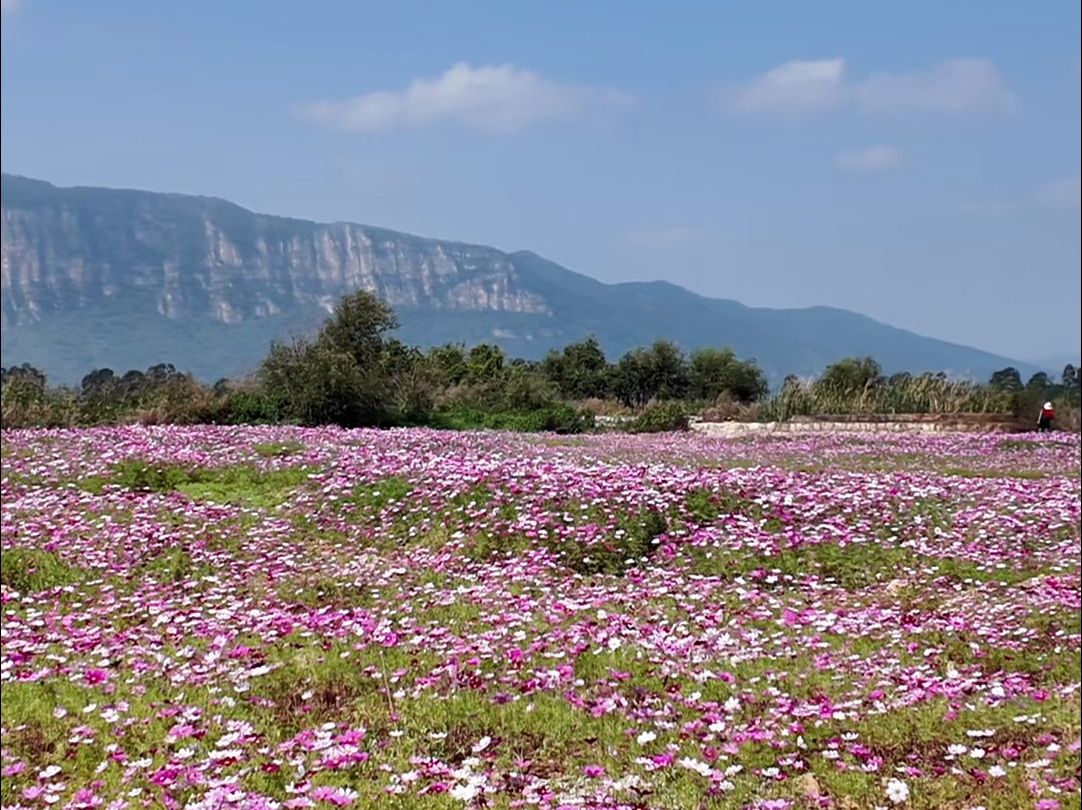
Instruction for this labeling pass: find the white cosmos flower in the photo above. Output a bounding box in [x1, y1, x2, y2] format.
[471, 736, 491, 753]
[886, 778, 910, 804]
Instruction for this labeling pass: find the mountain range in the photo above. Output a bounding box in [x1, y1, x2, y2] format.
[1, 173, 1038, 385]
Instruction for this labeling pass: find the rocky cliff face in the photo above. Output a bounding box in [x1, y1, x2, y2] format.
[1, 174, 1033, 384]
[1, 175, 549, 330]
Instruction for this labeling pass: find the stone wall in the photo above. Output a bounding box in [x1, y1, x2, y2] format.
[595, 412, 1027, 436]
[689, 413, 1025, 438]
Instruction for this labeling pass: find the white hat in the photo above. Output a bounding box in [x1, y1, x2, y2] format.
[1044, 402, 1053, 409]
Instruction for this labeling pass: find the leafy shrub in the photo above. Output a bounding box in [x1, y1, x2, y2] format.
[539, 404, 595, 434]
[431, 405, 593, 434]
[216, 392, 285, 425]
[629, 402, 691, 433]
[698, 391, 761, 423]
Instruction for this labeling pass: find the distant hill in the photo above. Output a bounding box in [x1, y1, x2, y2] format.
[1, 173, 1035, 384]
[1028, 354, 1080, 377]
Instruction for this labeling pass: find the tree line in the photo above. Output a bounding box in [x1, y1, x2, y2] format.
[2, 291, 1079, 432]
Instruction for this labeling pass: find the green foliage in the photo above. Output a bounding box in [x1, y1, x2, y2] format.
[1062, 364, 1080, 403]
[318, 290, 399, 365]
[554, 507, 668, 576]
[541, 336, 610, 399]
[137, 548, 210, 584]
[0, 549, 86, 593]
[8, 292, 1076, 432]
[688, 347, 767, 403]
[989, 366, 1024, 392]
[761, 364, 1014, 419]
[431, 404, 593, 434]
[628, 401, 691, 433]
[684, 486, 770, 523]
[812, 356, 883, 408]
[110, 459, 196, 492]
[105, 460, 307, 507]
[342, 476, 414, 517]
[501, 366, 560, 411]
[252, 440, 305, 458]
[425, 343, 470, 386]
[259, 291, 399, 427]
[611, 341, 689, 407]
[465, 343, 505, 382]
[214, 391, 285, 425]
[260, 339, 380, 426]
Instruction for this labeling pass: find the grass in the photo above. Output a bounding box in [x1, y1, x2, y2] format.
[342, 475, 414, 517]
[941, 466, 1048, 480]
[0, 548, 86, 592]
[2, 428, 1078, 809]
[795, 697, 1082, 810]
[252, 439, 306, 458]
[77, 458, 310, 507]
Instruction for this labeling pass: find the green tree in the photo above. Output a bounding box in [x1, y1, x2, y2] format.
[427, 344, 469, 386]
[1, 363, 47, 390]
[1062, 364, 1080, 405]
[688, 347, 767, 403]
[261, 339, 377, 426]
[989, 367, 1023, 392]
[541, 336, 610, 399]
[1025, 371, 1051, 392]
[466, 343, 505, 383]
[503, 366, 559, 411]
[318, 291, 398, 365]
[812, 357, 883, 412]
[612, 341, 689, 407]
[259, 290, 399, 426]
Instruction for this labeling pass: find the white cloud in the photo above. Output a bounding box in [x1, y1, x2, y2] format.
[1036, 176, 1082, 208]
[293, 62, 634, 135]
[726, 59, 846, 116]
[855, 59, 1013, 115]
[624, 226, 705, 249]
[726, 58, 1012, 118]
[834, 145, 902, 173]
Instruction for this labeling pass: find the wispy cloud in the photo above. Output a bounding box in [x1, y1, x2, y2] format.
[725, 58, 1013, 118]
[726, 59, 846, 116]
[294, 63, 634, 135]
[856, 59, 1013, 115]
[623, 226, 705, 249]
[955, 176, 1079, 218]
[834, 145, 903, 173]
[1036, 175, 1082, 208]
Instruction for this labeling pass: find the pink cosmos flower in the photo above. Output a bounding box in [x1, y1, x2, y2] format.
[83, 668, 110, 685]
[310, 785, 357, 806]
[379, 631, 399, 647]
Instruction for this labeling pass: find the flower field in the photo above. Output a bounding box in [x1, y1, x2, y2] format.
[1, 426, 1079, 810]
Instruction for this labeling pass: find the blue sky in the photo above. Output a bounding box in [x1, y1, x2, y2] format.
[2, 1, 1079, 362]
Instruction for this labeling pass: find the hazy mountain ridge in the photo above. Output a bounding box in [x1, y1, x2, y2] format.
[1, 174, 1036, 384]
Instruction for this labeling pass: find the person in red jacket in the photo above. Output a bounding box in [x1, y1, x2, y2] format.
[1037, 401, 1055, 432]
